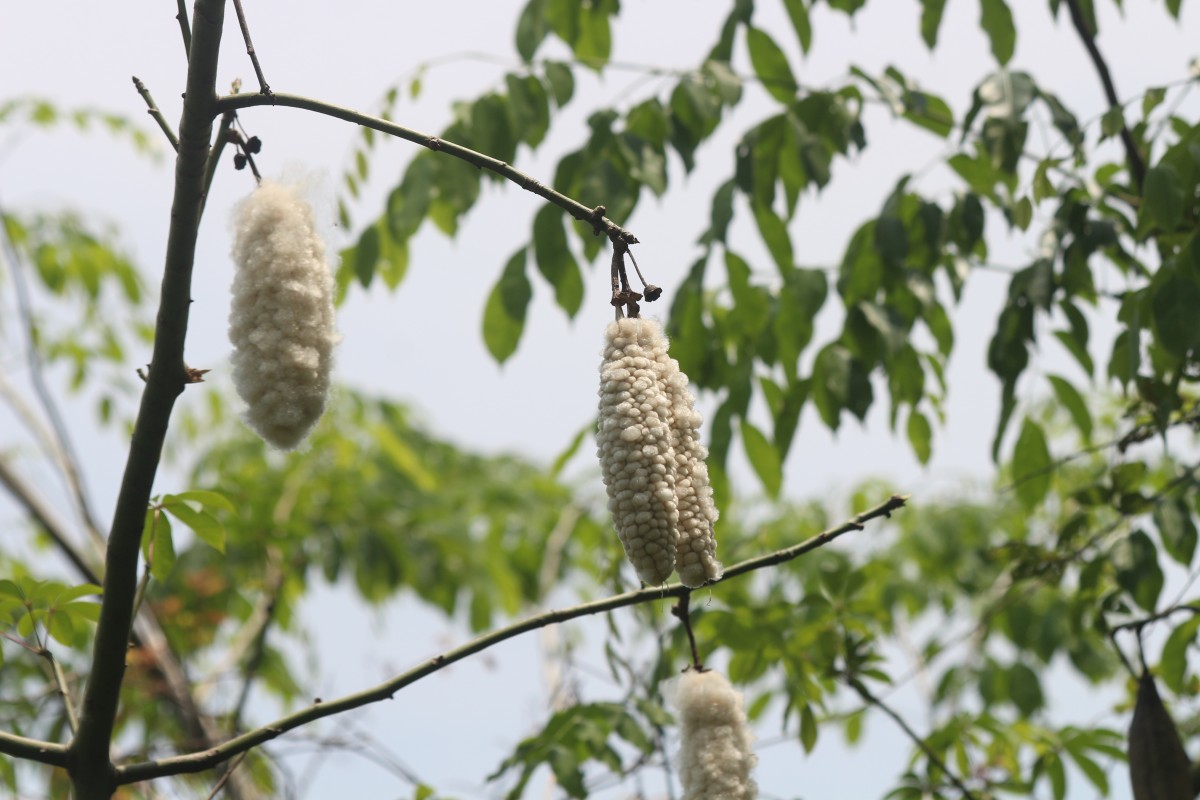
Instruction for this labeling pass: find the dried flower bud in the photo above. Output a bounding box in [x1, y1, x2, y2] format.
[228, 180, 337, 450]
[596, 318, 720, 586]
[667, 669, 758, 800]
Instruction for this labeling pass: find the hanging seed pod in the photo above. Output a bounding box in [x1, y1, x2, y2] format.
[229, 180, 338, 450]
[596, 317, 721, 586]
[1128, 671, 1191, 800]
[667, 668, 758, 800]
[660, 355, 721, 588]
[597, 318, 679, 584]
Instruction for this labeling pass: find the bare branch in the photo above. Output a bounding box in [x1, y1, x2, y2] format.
[0, 203, 106, 548]
[115, 494, 907, 784]
[175, 0, 191, 57]
[0, 730, 69, 767]
[848, 678, 978, 800]
[214, 91, 641, 246]
[231, 0, 270, 94]
[0, 455, 102, 585]
[69, 0, 229, 794]
[132, 76, 180, 152]
[41, 648, 80, 735]
[1063, 0, 1146, 188]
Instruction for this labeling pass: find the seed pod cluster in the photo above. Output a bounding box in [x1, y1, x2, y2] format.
[597, 317, 721, 586]
[668, 668, 758, 800]
[1128, 671, 1191, 800]
[228, 180, 338, 450]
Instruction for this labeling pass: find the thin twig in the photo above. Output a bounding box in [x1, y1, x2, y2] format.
[132, 77, 180, 152]
[0, 202, 106, 548]
[670, 592, 703, 670]
[231, 0, 270, 94]
[1063, 0, 1146, 189]
[204, 751, 249, 800]
[0, 730, 69, 766]
[0, 456, 101, 585]
[214, 92, 640, 246]
[200, 112, 235, 216]
[175, 0, 191, 57]
[1110, 603, 1200, 637]
[115, 494, 907, 784]
[228, 554, 284, 732]
[42, 648, 80, 734]
[848, 678, 979, 800]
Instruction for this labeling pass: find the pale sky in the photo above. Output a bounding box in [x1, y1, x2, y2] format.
[2, 1, 1198, 798]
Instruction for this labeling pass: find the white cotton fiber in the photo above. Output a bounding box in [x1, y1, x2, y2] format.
[228, 180, 337, 450]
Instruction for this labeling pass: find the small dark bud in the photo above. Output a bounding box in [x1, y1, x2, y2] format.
[610, 291, 625, 307]
[643, 285, 662, 302]
[233, 153, 247, 170]
[246, 136, 262, 154]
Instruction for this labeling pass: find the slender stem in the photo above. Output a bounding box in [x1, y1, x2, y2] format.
[115, 494, 906, 784]
[132, 77, 180, 152]
[0, 456, 102, 585]
[214, 91, 640, 246]
[670, 592, 703, 670]
[0, 730, 69, 766]
[175, 0, 191, 57]
[1110, 603, 1200, 636]
[205, 751, 249, 800]
[69, 0, 227, 795]
[200, 112, 235, 217]
[42, 648, 80, 734]
[228, 557, 283, 732]
[231, 0, 270, 94]
[0, 202, 106, 548]
[1063, 0, 1146, 188]
[848, 678, 978, 800]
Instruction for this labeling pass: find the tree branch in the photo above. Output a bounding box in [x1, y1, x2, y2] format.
[175, 0, 191, 57]
[213, 91, 641, 246]
[69, 0, 228, 794]
[132, 76, 180, 152]
[0, 730, 69, 767]
[1063, 0, 1146, 188]
[115, 493, 907, 784]
[848, 678, 978, 800]
[230, 0, 270, 94]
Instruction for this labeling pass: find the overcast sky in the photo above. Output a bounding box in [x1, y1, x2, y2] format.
[2, 1, 1198, 798]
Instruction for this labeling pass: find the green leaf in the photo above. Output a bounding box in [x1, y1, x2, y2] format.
[1099, 106, 1124, 140]
[543, 61, 575, 106]
[799, 703, 818, 752]
[1152, 272, 1200, 356]
[746, 27, 799, 104]
[147, 509, 175, 582]
[919, 0, 948, 48]
[1046, 374, 1092, 443]
[550, 423, 591, 478]
[740, 420, 783, 499]
[532, 206, 584, 317]
[505, 75, 551, 148]
[171, 490, 235, 514]
[783, 0, 813, 53]
[1154, 499, 1198, 566]
[1012, 418, 1052, 509]
[482, 248, 532, 363]
[162, 497, 225, 552]
[515, 0, 547, 62]
[751, 201, 794, 273]
[907, 409, 932, 464]
[1160, 615, 1200, 692]
[1142, 165, 1185, 231]
[354, 224, 381, 287]
[1112, 529, 1164, 611]
[979, 0, 1016, 65]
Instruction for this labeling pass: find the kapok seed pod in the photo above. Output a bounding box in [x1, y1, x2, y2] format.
[1128, 672, 1191, 800]
[229, 180, 338, 450]
[658, 352, 722, 587]
[597, 318, 678, 584]
[667, 668, 758, 800]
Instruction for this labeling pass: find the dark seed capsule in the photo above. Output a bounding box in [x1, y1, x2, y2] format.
[233, 153, 247, 170]
[246, 136, 262, 154]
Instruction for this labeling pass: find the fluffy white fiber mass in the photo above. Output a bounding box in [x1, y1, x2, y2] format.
[668, 669, 758, 800]
[228, 180, 337, 450]
[596, 317, 721, 586]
